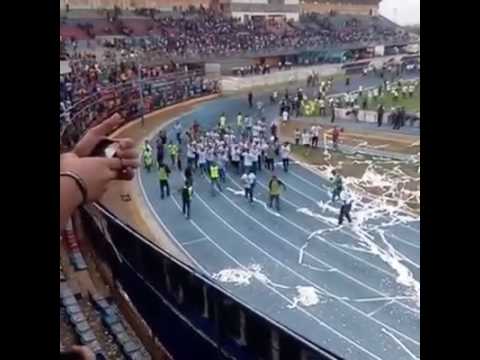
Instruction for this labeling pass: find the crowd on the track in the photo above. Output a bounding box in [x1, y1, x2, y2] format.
[141, 101, 350, 222]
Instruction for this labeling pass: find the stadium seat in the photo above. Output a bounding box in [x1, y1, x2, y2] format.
[70, 251, 88, 271]
[115, 331, 132, 346]
[122, 339, 141, 355]
[74, 320, 91, 334]
[60, 284, 73, 299]
[65, 304, 82, 316]
[103, 313, 121, 327]
[109, 322, 127, 336]
[90, 296, 110, 312]
[87, 340, 103, 354]
[103, 306, 118, 318]
[69, 312, 86, 324]
[127, 350, 151, 360]
[62, 295, 78, 307]
[79, 330, 96, 344]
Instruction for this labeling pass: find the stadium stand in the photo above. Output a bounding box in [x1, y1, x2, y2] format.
[60, 8, 414, 60]
[60, 217, 153, 359]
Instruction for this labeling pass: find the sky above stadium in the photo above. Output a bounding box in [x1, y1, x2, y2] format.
[379, 0, 420, 26]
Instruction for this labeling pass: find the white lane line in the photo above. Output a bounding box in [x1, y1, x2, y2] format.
[169, 196, 382, 360]
[137, 170, 209, 274]
[386, 232, 420, 249]
[193, 179, 419, 346]
[287, 163, 420, 234]
[229, 174, 406, 282]
[251, 174, 421, 273]
[182, 237, 209, 246]
[368, 300, 394, 317]
[382, 328, 420, 360]
[273, 173, 421, 249]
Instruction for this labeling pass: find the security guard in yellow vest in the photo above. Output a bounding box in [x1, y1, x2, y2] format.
[167, 141, 178, 168]
[268, 174, 286, 211]
[180, 180, 193, 219]
[142, 140, 153, 172]
[209, 162, 222, 196]
[158, 162, 171, 199]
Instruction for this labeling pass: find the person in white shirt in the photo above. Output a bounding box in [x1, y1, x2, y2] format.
[197, 147, 207, 174]
[252, 123, 260, 138]
[245, 115, 253, 135]
[319, 98, 326, 116]
[280, 142, 291, 172]
[408, 83, 415, 98]
[241, 171, 256, 203]
[294, 128, 301, 145]
[243, 149, 253, 174]
[217, 150, 228, 183]
[231, 146, 241, 174]
[206, 147, 215, 168]
[187, 143, 196, 169]
[282, 109, 289, 123]
[311, 125, 320, 148]
[301, 129, 311, 148]
[250, 146, 259, 173]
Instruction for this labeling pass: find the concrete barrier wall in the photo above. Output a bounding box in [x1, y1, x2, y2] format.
[221, 63, 343, 92]
[335, 109, 420, 127]
[220, 54, 407, 92]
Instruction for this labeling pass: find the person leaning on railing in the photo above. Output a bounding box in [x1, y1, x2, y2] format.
[60, 113, 139, 230]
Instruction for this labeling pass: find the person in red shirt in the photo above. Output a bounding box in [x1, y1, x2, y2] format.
[332, 126, 340, 151]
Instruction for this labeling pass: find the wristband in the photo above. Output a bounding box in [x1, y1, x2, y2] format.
[60, 171, 88, 204]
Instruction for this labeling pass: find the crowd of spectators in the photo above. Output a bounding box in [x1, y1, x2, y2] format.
[60, 51, 219, 148]
[61, 8, 412, 61]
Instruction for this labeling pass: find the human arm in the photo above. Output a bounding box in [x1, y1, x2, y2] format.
[60, 154, 139, 230]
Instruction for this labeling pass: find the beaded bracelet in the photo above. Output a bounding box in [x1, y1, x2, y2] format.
[60, 171, 88, 205]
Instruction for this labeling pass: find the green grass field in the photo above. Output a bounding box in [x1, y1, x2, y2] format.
[358, 86, 420, 112]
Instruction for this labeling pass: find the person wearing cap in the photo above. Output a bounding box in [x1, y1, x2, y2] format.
[268, 174, 286, 211]
[338, 194, 353, 225]
[209, 161, 222, 196]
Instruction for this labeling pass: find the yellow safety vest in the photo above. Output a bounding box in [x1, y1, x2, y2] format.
[168, 144, 178, 156]
[270, 180, 281, 195]
[210, 165, 219, 179]
[144, 150, 153, 165]
[159, 166, 168, 180]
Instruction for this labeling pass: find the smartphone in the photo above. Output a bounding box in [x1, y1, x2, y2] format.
[91, 139, 119, 158]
